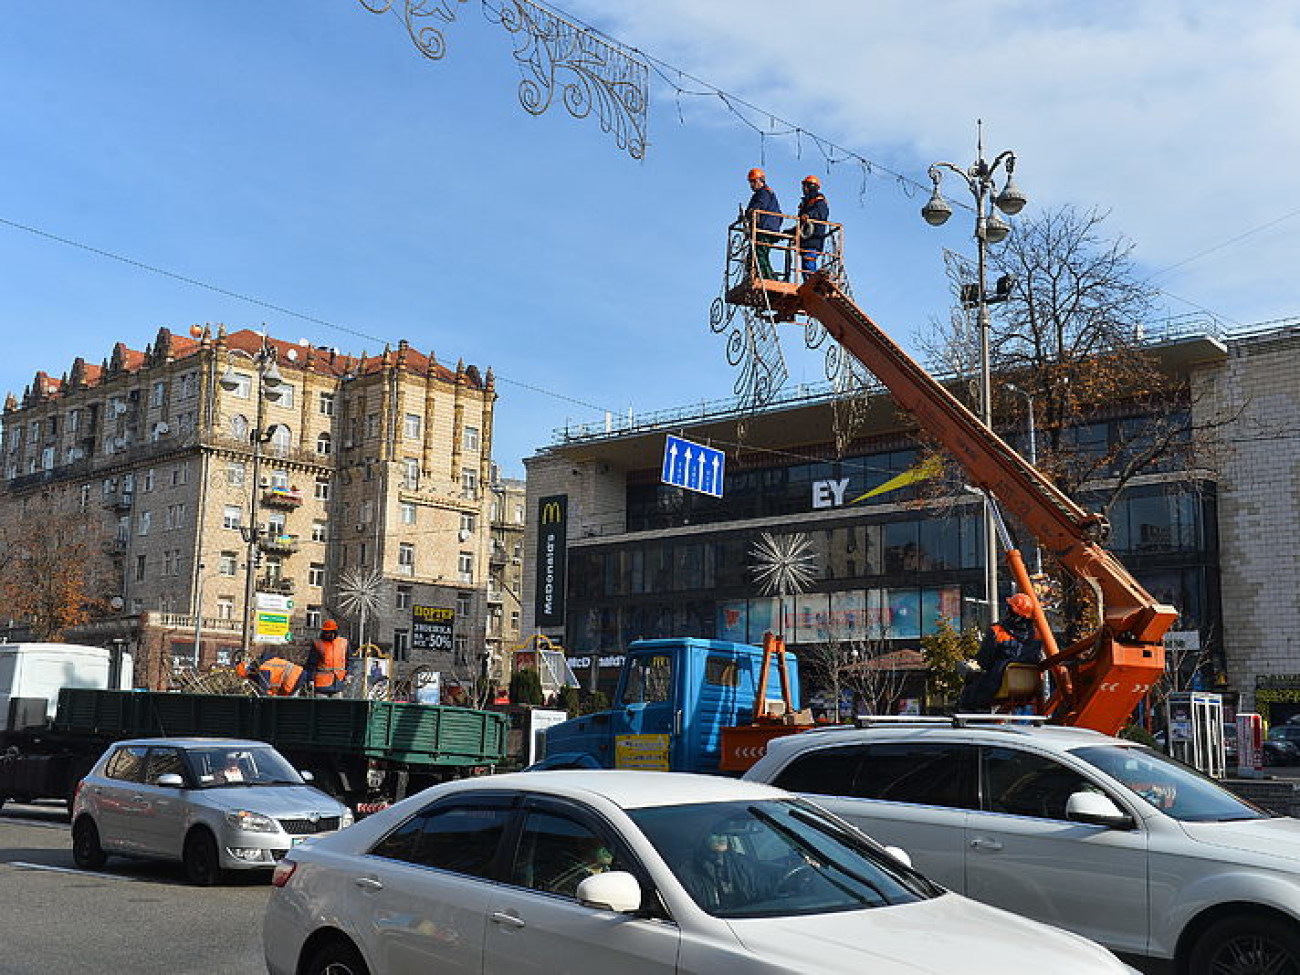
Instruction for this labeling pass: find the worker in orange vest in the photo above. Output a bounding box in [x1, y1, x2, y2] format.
[306, 619, 350, 696]
[236, 653, 304, 696]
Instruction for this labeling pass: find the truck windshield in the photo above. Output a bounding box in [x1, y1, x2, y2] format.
[185, 746, 303, 788]
[1072, 744, 1270, 822]
[619, 654, 673, 705]
[629, 798, 938, 919]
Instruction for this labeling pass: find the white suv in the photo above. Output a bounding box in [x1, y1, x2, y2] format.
[745, 718, 1300, 973]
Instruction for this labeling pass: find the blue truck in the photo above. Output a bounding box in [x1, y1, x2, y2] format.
[538, 636, 809, 774]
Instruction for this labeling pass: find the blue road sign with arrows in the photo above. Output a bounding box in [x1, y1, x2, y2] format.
[662, 435, 725, 498]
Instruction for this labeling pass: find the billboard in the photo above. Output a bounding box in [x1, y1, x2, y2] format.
[534, 494, 568, 626]
[412, 605, 455, 652]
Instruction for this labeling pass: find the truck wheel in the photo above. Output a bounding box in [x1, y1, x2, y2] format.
[183, 828, 227, 887]
[72, 817, 107, 870]
[305, 938, 370, 975]
[1188, 913, 1300, 975]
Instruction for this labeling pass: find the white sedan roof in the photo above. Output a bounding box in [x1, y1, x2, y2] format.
[437, 770, 789, 810]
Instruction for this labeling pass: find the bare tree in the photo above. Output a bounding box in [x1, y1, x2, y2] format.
[803, 616, 915, 721]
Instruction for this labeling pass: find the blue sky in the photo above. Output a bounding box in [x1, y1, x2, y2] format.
[3, 2, 1297, 477]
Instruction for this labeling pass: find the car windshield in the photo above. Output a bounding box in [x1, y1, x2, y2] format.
[185, 746, 303, 788]
[627, 798, 940, 919]
[1072, 744, 1270, 822]
[1269, 726, 1300, 742]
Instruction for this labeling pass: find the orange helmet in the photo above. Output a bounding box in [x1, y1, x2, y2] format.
[802, 174, 821, 188]
[747, 168, 765, 181]
[321, 619, 339, 632]
[1006, 593, 1035, 618]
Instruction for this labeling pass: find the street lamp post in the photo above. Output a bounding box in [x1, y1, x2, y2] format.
[921, 122, 1026, 625]
[219, 338, 285, 660]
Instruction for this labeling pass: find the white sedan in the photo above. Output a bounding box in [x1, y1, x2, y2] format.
[264, 770, 1133, 975]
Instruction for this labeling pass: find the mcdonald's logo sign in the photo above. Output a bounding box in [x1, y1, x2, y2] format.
[534, 494, 568, 627]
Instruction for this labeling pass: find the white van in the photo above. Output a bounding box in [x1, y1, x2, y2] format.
[0, 642, 134, 731]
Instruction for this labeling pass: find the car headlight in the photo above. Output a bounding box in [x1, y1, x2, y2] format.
[225, 809, 278, 833]
[341, 808, 355, 829]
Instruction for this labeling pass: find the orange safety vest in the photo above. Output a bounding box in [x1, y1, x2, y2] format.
[260, 657, 304, 696]
[310, 636, 350, 691]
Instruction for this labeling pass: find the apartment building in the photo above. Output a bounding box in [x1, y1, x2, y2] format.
[0, 325, 502, 687]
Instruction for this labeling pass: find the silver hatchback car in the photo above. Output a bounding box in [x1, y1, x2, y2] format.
[71, 737, 353, 884]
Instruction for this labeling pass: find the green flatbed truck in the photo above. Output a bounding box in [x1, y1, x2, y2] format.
[2, 687, 508, 811]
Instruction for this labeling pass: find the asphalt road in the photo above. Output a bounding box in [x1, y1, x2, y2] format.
[0, 801, 270, 975]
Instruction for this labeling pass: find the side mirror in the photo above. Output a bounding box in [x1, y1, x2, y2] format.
[299, 770, 315, 782]
[576, 870, 642, 913]
[882, 845, 913, 869]
[156, 773, 185, 788]
[1066, 791, 1135, 829]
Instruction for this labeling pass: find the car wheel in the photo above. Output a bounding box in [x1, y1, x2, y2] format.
[72, 817, 107, 870]
[305, 938, 370, 975]
[1189, 914, 1300, 975]
[183, 828, 226, 887]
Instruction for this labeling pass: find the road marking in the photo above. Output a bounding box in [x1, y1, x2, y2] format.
[4, 861, 142, 882]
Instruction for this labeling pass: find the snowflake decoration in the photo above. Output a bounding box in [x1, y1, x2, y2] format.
[336, 568, 385, 624]
[750, 532, 818, 597]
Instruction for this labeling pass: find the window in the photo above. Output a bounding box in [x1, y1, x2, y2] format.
[619, 654, 673, 705]
[309, 563, 325, 587]
[269, 469, 289, 490]
[311, 521, 327, 543]
[41, 446, 54, 470]
[276, 384, 295, 409]
[398, 543, 415, 576]
[178, 372, 198, 398]
[146, 747, 185, 785]
[463, 425, 480, 451]
[138, 511, 152, 536]
[316, 432, 332, 456]
[772, 742, 977, 811]
[135, 555, 147, 581]
[361, 500, 375, 524]
[105, 746, 148, 783]
[404, 413, 422, 439]
[396, 586, 411, 610]
[219, 551, 237, 576]
[459, 512, 477, 534]
[69, 408, 81, 432]
[981, 747, 1096, 821]
[79, 484, 90, 511]
[461, 469, 478, 499]
[510, 810, 621, 898]
[403, 458, 420, 490]
[143, 468, 155, 492]
[226, 372, 252, 398]
[366, 412, 379, 438]
[705, 656, 740, 687]
[270, 426, 292, 456]
[151, 381, 166, 407]
[456, 591, 473, 617]
[230, 414, 250, 440]
[369, 802, 511, 878]
[217, 597, 235, 620]
[314, 476, 330, 501]
[170, 641, 198, 672]
[454, 635, 469, 665]
[319, 392, 335, 416]
[266, 512, 287, 537]
[172, 461, 189, 486]
[458, 552, 474, 584]
[226, 462, 245, 487]
[358, 542, 368, 566]
[510, 610, 520, 630]
[223, 505, 243, 530]
[306, 606, 322, 630]
[400, 502, 416, 525]
[393, 628, 410, 662]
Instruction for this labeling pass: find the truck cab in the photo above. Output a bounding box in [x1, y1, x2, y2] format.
[538, 637, 801, 774]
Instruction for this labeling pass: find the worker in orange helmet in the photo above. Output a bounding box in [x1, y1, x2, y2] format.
[957, 592, 1043, 712]
[743, 167, 783, 280]
[793, 174, 829, 278]
[305, 619, 351, 696]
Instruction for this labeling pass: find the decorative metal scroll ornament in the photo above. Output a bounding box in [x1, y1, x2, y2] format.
[337, 567, 386, 645]
[750, 531, 818, 599]
[358, 0, 648, 160]
[358, 0, 469, 61]
[710, 221, 789, 409]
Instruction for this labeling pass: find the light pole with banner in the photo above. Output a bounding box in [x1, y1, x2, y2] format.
[921, 121, 1027, 624]
[219, 335, 285, 660]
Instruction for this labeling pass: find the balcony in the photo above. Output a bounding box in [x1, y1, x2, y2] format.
[102, 536, 129, 555]
[259, 533, 300, 555]
[261, 486, 305, 509]
[257, 577, 295, 595]
[103, 492, 134, 512]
